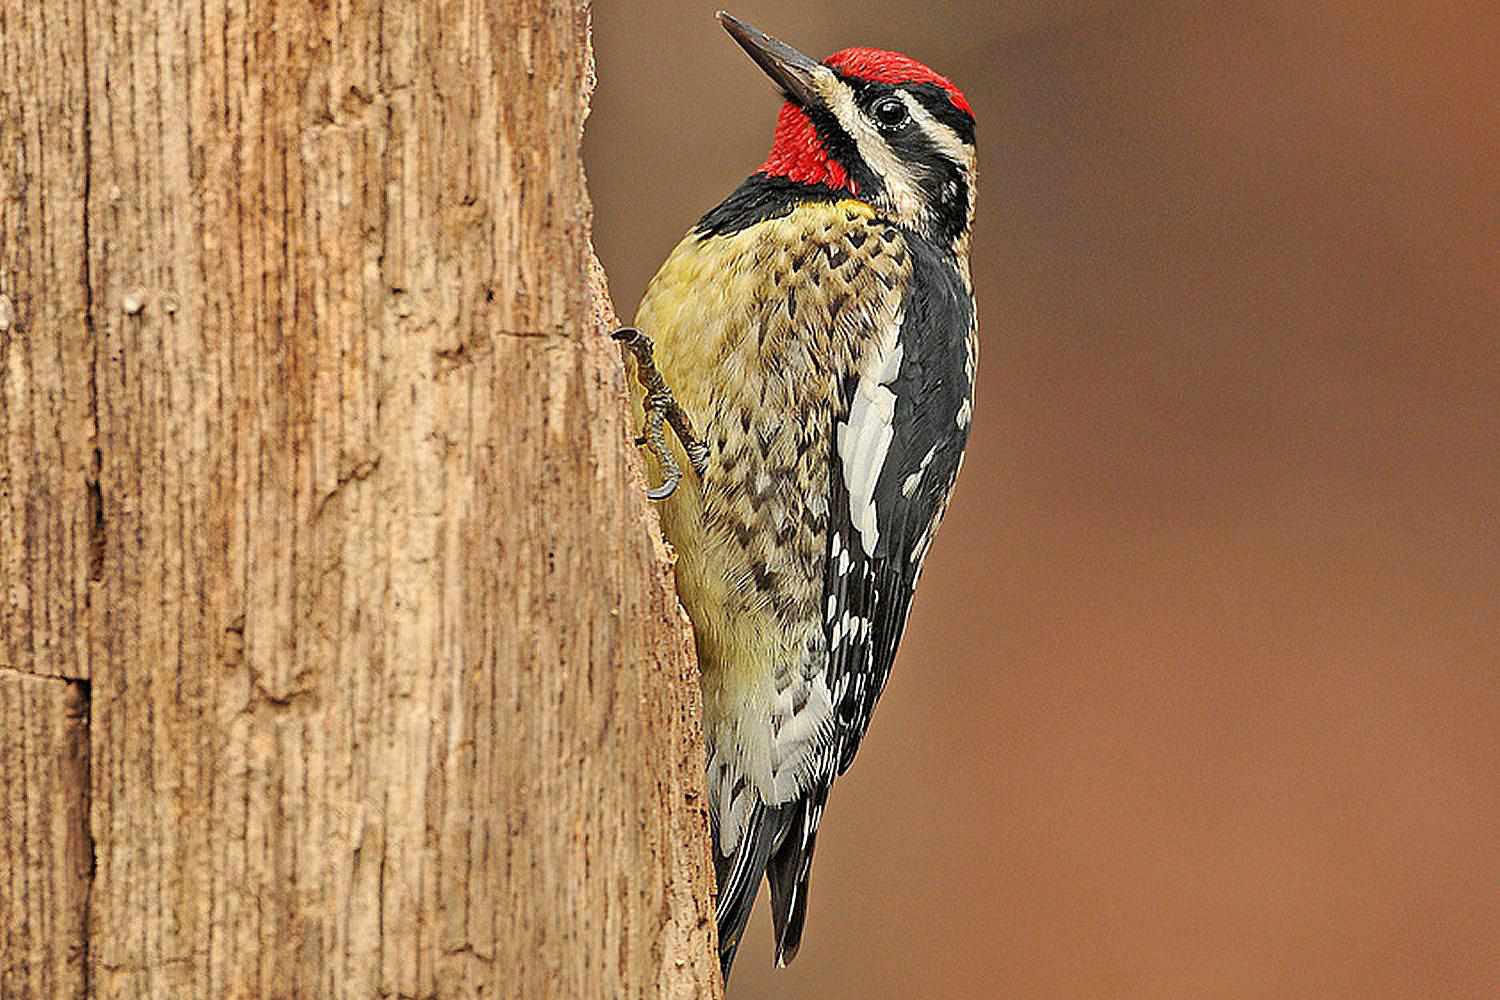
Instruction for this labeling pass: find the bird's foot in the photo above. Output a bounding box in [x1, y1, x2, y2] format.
[613, 327, 709, 501]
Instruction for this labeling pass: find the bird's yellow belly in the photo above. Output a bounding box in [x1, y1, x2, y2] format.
[631, 233, 787, 728]
[629, 199, 889, 732]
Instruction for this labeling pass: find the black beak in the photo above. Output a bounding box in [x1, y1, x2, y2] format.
[717, 12, 825, 111]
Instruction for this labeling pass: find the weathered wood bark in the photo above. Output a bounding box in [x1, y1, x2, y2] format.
[1, 4, 97, 996]
[0, 2, 721, 997]
[0, 676, 91, 998]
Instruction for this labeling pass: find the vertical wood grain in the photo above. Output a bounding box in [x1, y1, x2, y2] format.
[1, 4, 94, 995]
[0, 673, 91, 999]
[0, 0, 94, 680]
[3, 1, 720, 996]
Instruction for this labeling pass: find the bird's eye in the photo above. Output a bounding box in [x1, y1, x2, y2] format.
[871, 96, 909, 130]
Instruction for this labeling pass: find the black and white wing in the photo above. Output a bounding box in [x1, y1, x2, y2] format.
[764, 230, 976, 964]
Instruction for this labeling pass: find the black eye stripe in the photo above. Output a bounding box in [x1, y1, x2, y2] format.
[836, 74, 976, 146]
[902, 83, 976, 145]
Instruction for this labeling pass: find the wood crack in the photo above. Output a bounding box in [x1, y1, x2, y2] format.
[80, 8, 103, 589]
[67, 679, 94, 1000]
[76, 5, 98, 993]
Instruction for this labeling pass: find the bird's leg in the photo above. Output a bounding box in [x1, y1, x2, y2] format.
[613, 327, 709, 501]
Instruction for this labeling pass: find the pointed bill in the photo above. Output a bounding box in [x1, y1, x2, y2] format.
[717, 12, 826, 112]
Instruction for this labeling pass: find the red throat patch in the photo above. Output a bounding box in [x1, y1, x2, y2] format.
[759, 102, 856, 193]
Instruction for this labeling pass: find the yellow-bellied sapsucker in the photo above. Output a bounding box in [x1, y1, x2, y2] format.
[618, 13, 978, 982]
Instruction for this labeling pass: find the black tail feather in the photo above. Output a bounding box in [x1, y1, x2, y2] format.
[765, 784, 830, 968]
[714, 802, 794, 983]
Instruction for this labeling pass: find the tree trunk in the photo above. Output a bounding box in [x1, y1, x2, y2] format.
[0, 2, 721, 997]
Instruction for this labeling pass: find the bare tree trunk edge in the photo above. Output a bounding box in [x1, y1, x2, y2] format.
[0, 1, 722, 997]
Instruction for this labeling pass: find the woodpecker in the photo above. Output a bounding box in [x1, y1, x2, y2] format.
[618, 12, 977, 981]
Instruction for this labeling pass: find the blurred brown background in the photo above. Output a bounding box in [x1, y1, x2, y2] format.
[586, 2, 1499, 997]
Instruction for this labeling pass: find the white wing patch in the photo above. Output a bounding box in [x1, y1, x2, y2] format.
[837, 321, 904, 556]
[901, 443, 941, 498]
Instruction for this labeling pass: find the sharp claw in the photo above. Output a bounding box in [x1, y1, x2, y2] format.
[614, 326, 708, 501]
[645, 479, 679, 502]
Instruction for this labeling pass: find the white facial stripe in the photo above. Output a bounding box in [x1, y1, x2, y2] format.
[896, 90, 973, 170]
[812, 69, 927, 223]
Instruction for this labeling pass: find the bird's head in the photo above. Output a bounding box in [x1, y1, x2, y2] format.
[720, 12, 977, 252]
